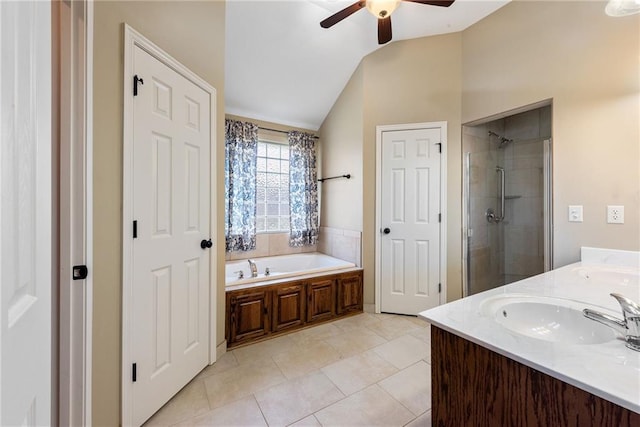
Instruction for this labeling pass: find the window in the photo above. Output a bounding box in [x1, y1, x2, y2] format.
[256, 141, 290, 233]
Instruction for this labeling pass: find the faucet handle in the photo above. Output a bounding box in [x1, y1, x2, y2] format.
[611, 293, 640, 317]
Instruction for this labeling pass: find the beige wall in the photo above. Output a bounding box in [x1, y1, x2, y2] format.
[318, 64, 364, 231]
[462, 1, 640, 266]
[92, 1, 225, 425]
[319, 34, 463, 304]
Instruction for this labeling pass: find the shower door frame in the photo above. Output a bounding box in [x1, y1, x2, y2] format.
[462, 134, 553, 298]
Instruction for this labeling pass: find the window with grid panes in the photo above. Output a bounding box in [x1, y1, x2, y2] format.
[256, 141, 290, 233]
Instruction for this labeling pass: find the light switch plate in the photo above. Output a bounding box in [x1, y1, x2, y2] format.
[568, 205, 583, 222]
[607, 205, 624, 224]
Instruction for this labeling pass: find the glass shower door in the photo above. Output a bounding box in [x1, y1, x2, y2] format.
[464, 151, 505, 296]
[464, 138, 550, 297]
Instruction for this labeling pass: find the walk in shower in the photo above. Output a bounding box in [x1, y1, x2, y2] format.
[463, 105, 553, 296]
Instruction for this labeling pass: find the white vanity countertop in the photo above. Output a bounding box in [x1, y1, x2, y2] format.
[419, 247, 640, 413]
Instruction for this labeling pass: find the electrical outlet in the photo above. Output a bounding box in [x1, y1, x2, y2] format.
[607, 205, 624, 224]
[568, 205, 583, 222]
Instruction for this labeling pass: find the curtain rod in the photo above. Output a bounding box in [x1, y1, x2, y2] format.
[258, 126, 319, 139]
[318, 174, 351, 183]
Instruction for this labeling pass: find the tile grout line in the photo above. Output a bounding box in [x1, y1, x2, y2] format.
[255, 369, 346, 426]
[252, 394, 271, 427]
[377, 359, 433, 418]
[374, 382, 421, 420]
[402, 409, 432, 427]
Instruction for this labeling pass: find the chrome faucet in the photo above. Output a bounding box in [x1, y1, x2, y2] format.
[248, 259, 258, 278]
[583, 293, 640, 351]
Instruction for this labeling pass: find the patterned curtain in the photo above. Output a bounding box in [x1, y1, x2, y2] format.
[225, 119, 258, 252]
[288, 131, 319, 247]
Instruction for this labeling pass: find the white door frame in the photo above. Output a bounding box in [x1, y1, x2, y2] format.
[374, 122, 448, 313]
[55, 0, 93, 425]
[121, 25, 217, 426]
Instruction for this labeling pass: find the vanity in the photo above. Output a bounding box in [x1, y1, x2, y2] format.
[420, 247, 640, 426]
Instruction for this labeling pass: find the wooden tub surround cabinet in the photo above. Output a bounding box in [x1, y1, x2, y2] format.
[226, 269, 363, 348]
[431, 326, 640, 427]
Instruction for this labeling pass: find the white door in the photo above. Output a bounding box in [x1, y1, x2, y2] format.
[0, 1, 52, 426]
[131, 45, 211, 426]
[380, 128, 442, 315]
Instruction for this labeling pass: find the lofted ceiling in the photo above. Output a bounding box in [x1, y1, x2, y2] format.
[225, 0, 511, 130]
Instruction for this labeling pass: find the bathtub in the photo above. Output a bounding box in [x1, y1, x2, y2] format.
[225, 252, 356, 286]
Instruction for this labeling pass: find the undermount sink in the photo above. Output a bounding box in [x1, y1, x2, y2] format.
[480, 295, 620, 345]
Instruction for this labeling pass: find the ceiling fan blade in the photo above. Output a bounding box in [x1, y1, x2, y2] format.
[320, 1, 366, 28]
[378, 16, 392, 45]
[402, 0, 455, 7]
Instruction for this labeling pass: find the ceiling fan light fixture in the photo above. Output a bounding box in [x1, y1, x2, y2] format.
[366, 0, 401, 19]
[605, 0, 640, 16]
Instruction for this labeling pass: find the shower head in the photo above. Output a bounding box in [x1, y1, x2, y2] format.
[488, 130, 514, 149]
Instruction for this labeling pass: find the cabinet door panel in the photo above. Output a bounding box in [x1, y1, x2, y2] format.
[307, 279, 336, 323]
[337, 272, 363, 314]
[273, 284, 305, 332]
[228, 290, 270, 345]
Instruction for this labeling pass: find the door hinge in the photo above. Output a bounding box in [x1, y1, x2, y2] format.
[436, 142, 442, 153]
[438, 283, 442, 293]
[133, 220, 138, 238]
[263, 306, 268, 315]
[132, 363, 137, 382]
[438, 213, 441, 223]
[133, 74, 144, 96]
[72, 265, 88, 280]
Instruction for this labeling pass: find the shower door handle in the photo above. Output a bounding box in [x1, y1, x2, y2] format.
[382, 228, 391, 235]
[486, 167, 505, 224]
[497, 167, 505, 222]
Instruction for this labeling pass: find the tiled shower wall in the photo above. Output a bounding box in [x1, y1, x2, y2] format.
[464, 106, 551, 294]
[502, 107, 550, 281]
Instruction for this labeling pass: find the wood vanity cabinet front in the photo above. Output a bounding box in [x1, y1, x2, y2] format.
[431, 326, 640, 426]
[306, 278, 336, 324]
[226, 289, 270, 345]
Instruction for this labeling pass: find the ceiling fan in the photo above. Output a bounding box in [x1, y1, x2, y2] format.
[320, 0, 455, 45]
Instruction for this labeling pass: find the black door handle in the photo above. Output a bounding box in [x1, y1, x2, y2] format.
[383, 228, 391, 234]
[200, 239, 213, 249]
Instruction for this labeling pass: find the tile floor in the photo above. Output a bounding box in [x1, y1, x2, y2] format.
[144, 313, 432, 427]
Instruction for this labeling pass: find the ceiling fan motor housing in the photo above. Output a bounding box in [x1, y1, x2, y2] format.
[366, 0, 401, 19]
[320, 0, 456, 45]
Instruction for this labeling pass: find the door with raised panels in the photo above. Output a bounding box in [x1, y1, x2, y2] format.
[380, 128, 442, 315]
[0, 1, 52, 425]
[131, 45, 211, 425]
